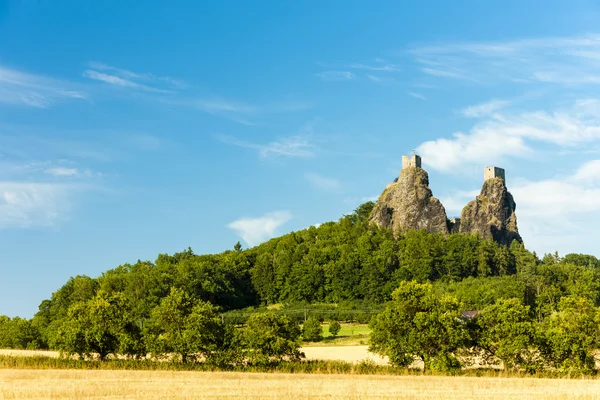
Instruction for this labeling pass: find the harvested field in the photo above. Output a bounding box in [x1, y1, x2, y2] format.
[1, 369, 599, 399]
[302, 345, 388, 365]
[0, 347, 390, 365]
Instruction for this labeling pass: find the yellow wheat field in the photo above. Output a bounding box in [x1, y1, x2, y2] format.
[1, 369, 600, 400]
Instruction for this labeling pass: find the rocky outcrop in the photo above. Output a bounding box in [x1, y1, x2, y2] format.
[459, 177, 522, 245]
[369, 167, 449, 235]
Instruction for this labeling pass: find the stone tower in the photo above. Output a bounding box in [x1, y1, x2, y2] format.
[402, 154, 422, 169]
[484, 166, 505, 182]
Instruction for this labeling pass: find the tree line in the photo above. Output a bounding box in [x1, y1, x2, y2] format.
[370, 281, 600, 372]
[1, 201, 599, 372]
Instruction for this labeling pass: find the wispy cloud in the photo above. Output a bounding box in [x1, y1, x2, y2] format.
[0, 181, 71, 228]
[160, 97, 311, 126]
[417, 98, 600, 171]
[316, 71, 356, 81]
[347, 61, 398, 72]
[439, 161, 600, 254]
[83, 62, 185, 92]
[44, 167, 78, 177]
[86, 62, 309, 125]
[305, 173, 341, 192]
[88, 61, 188, 89]
[227, 210, 292, 246]
[510, 160, 600, 254]
[367, 74, 382, 82]
[217, 134, 315, 158]
[412, 34, 600, 85]
[406, 91, 427, 100]
[83, 70, 173, 93]
[461, 99, 510, 118]
[0, 65, 87, 108]
[192, 99, 259, 125]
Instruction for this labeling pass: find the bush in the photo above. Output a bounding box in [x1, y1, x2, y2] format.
[242, 312, 303, 365]
[302, 316, 323, 342]
[329, 321, 341, 338]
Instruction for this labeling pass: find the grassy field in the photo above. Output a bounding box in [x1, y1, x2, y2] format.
[304, 323, 371, 347]
[2, 369, 600, 399]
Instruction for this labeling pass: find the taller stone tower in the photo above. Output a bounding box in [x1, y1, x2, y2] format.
[484, 166, 506, 182]
[402, 154, 422, 169]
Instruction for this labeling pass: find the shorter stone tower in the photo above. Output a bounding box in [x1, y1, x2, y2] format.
[484, 166, 505, 182]
[402, 154, 422, 169]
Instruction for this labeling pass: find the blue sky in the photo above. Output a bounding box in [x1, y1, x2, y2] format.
[3, 0, 600, 317]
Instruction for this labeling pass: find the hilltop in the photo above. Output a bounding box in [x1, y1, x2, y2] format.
[370, 153, 521, 246]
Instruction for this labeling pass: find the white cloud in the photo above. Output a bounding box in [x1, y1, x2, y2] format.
[406, 91, 427, 100]
[367, 74, 382, 82]
[0, 65, 87, 108]
[343, 195, 379, 205]
[0, 182, 70, 228]
[170, 98, 311, 125]
[421, 67, 468, 80]
[217, 134, 315, 158]
[347, 62, 398, 72]
[316, 71, 356, 81]
[461, 99, 510, 118]
[84, 62, 187, 91]
[572, 159, 600, 184]
[88, 62, 188, 88]
[411, 34, 600, 85]
[509, 161, 600, 254]
[192, 99, 258, 125]
[418, 99, 600, 171]
[439, 189, 481, 215]
[439, 161, 600, 255]
[83, 70, 172, 93]
[305, 173, 341, 192]
[44, 167, 78, 177]
[227, 211, 292, 246]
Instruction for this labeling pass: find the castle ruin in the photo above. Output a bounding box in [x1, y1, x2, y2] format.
[484, 166, 505, 182]
[370, 153, 521, 246]
[402, 154, 421, 169]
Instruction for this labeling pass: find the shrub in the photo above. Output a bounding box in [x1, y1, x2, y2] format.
[329, 321, 341, 338]
[302, 316, 323, 342]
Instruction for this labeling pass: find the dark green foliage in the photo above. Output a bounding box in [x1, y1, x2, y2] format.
[433, 276, 527, 310]
[562, 253, 600, 269]
[241, 311, 303, 365]
[147, 287, 235, 364]
[538, 296, 600, 371]
[474, 299, 536, 370]
[302, 316, 323, 342]
[369, 281, 469, 371]
[56, 291, 142, 360]
[0, 316, 43, 349]
[329, 321, 341, 337]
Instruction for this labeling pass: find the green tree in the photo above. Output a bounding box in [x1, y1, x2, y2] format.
[57, 291, 141, 360]
[328, 320, 341, 338]
[475, 298, 536, 370]
[538, 296, 599, 371]
[369, 281, 469, 371]
[242, 311, 303, 365]
[148, 287, 229, 363]
[302, 316, 323, 342]
[0, 316, 43, 349]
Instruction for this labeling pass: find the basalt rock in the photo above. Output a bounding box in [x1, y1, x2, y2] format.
[459, 177, 522, 245]
[369, 167, 449, 235]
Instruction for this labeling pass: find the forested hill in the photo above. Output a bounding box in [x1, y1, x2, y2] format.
[3, 201, 600, 350]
